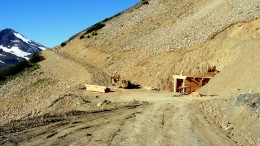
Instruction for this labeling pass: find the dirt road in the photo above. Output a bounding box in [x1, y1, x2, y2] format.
[0, 91, 237, 146]
[108, 91, 237, 146]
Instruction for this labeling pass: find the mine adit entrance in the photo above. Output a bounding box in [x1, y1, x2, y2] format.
[173, 68, 219, 94]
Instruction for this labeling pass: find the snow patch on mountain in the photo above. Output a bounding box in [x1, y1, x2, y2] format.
[0, 45, 31, 60]
[0, 28, 48, 70]
[14, 33, 31, 43]
[11, 40, 20, 43]
[39, 46, 46, 50]
[31, 43, 47, 50]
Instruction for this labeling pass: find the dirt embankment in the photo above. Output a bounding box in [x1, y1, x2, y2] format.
[0, 89, 250, 146]
[57, 0, 260, 89]
[198, 93, 260, 146]
[0, 89, 148, 146]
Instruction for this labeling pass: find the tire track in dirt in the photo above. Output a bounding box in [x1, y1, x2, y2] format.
[0, 102, 145, 146]
[109, 104, 171, 145]
[110, 96, 237, 146]
[0, 91, 239, 146]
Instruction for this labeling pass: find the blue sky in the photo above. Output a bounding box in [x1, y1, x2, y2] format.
[0, 0, 140, 48]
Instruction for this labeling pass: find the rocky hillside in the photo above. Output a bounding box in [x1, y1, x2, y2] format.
[0, 1, 260, 145]
[56, 0, 260, 91]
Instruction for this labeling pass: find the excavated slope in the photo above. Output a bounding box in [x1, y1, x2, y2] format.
[1, 1, 260, 145]
[199, 19, 260, 95]
[57, 0, 260, 92]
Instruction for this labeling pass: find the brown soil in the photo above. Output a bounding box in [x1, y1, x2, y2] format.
[0, 90, 243, 146]
[1, 0, 260, 145]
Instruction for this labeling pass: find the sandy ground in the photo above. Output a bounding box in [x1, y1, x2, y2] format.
[0, 90, 238, 146]
[1, 1, 260, 145]
[107, 91, 237, 146]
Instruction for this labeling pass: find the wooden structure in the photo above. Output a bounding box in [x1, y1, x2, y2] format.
[178, 86, 191, 95]
[173, 75, 187, 93]
[173, 74, 213, 94]
[85, 84, 110, 93]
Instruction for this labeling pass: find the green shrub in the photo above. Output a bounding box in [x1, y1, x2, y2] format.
[29, 53, 45, 63]
[142, 0, 149, 5]
[0, 54, 44, 85]
[103, 18, 111, 22]
[103, 12, 121, 22]
[1, 60, 30, 76]
[92, 32, 98, 36]
[86, 23, 106, 34]
[79, 35, 85, 39]
[0, 72, 6, 81]
[68, 34, 77, 42]
[60, 42, 66, 47]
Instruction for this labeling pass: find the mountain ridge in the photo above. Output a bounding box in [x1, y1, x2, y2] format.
[0, 28, 47, 70]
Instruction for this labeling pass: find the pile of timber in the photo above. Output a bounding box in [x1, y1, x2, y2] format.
[85, 84, 110, 93]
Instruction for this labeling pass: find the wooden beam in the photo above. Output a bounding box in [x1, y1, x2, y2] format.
[85, 84, 110, 93]
[173, 74, 187, 93]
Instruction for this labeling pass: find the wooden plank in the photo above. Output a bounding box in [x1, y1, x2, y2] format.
[85, 84, 110, 93]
